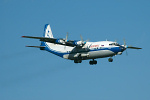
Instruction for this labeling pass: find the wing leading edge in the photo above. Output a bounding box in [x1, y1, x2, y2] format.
[22, 36, 80, 47]
[22, 36, 56, 43]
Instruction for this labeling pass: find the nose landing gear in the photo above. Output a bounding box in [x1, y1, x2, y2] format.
[108, 58, 113, 62]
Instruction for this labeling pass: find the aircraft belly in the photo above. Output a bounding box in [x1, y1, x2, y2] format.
[88, 50, 115, 59]
[63, 50, 115, 60]
[63, 53, 89, 60]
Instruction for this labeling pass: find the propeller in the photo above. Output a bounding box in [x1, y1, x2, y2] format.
[123, 39, 126, 47]
[80, 35, 83, 42]
[121, 39, 142, 55]
[127, 46, 142, 49]
[122, 39, 128, 55]
[80, 35, 87, 46]
[123, 39, 142, 49]
[80, 35, 89, 42]
[65, 32, 69, 42]
[64, 32, 69, 50]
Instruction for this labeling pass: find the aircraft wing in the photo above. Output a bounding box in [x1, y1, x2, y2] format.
[22, 36, 85, 47]
[22, 36, 57, 43]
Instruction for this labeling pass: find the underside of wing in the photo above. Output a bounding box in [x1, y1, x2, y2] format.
[22, 36, 78, 47]
[22, 36, 57, 43]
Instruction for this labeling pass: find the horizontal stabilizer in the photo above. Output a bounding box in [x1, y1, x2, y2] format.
[26, 46, 46, 50]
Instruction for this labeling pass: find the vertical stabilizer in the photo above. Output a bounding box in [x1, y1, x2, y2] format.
[44, 24, 54, 38]
[41, 24, 67, 57]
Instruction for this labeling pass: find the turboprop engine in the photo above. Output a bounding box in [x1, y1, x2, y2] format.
[73, 41, 86, 47]
[55, 39, 65, 44]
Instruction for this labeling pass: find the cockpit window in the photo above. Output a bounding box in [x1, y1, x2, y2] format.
[115, 43, 120, 46]
[109, 43, 120, 46]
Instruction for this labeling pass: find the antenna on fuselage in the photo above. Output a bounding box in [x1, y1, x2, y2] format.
[106, 39, 110, 41]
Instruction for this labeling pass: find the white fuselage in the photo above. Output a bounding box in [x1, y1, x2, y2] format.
[44, 41, 122, 60]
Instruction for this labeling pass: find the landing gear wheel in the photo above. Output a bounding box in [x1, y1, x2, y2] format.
[78, 60, 82, 63]
[89, 61, 93, 65]
[89, 60, 97, 65]
[93, 60, 97, 64]
[108, 58, 113, 62]
[74, 60, 82, 63]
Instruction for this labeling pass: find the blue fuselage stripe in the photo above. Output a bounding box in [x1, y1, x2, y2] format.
[42, 43, 122, 58]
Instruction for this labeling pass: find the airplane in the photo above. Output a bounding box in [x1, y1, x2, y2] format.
[22, 24, 142, 65]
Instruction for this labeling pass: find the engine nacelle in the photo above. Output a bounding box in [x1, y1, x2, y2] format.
[117, 52, 122, 55]
[55, 39, 65, 44]
[73, 41, 86, 46]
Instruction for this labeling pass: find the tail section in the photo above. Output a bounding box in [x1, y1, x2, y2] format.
[41, 24, 53, 46]
[44, 24, 54, 38]
[41, 24, 68, 57]
[23, 24, 68, 57]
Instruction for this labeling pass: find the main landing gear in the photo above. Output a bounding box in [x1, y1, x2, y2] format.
[89, 59, 97, 65]
[74, 59, 82, 63]
[74, 58, 113, 65]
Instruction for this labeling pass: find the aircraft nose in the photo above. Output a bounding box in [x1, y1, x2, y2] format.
[120, 46, 126, 52]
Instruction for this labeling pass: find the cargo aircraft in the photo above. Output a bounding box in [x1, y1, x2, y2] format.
[22, 24, 142, 65]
